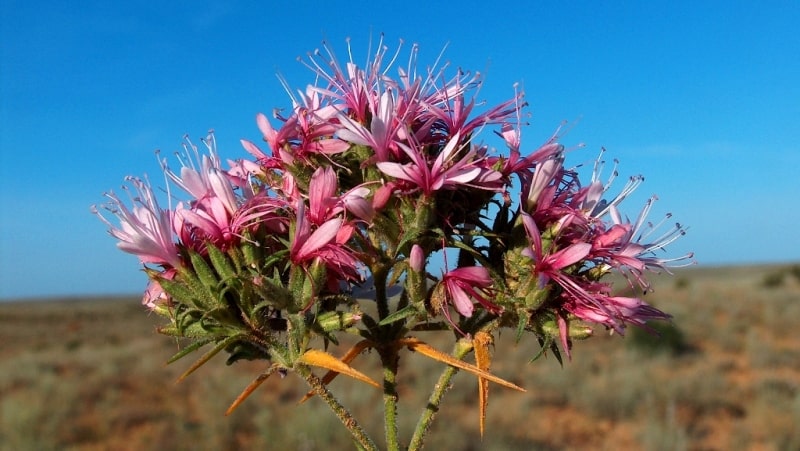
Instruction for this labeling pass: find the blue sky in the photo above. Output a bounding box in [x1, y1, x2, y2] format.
[1, 1, 798, 299]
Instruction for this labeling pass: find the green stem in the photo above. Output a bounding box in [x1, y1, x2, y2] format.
[380, 347, 401, 451]
[373, 265, 390, 320]
[297, 366, 378, 451]
[407, 340, 473, 451]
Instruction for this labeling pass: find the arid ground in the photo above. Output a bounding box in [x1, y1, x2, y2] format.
[2, 264, 799, 450]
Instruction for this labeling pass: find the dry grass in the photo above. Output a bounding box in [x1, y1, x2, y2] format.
[1, 264, 799, 450]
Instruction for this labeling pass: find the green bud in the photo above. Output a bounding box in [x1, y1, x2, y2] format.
[539, 315, 593, 340]
[316, 311, 362, 333]
[522, 280, 551, 309]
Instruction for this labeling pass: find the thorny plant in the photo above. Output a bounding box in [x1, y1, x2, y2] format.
[94, 36, 693, 450]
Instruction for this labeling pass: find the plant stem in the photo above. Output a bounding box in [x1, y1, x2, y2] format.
[373, 264, 390, 320]
[407, 339, 473, 451]
[297, 366, 378, 451]
[380, 347, 401, 450]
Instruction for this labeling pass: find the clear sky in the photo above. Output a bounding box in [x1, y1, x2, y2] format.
[1, 1, 798, 299]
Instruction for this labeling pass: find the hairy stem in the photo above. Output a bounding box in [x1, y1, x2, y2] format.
[407, 339, 474, 451]
[373, 265, 390, 321]
[297, 366, 378, 451]
[380, 346, 401, 451]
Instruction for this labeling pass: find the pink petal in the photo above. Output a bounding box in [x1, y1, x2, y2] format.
[449, 266, 491, 285]
[548, 242, 591, 270]
[240, 139, 268, 160]
[449, 285, 474, 317]
[295, 218, 342, 260]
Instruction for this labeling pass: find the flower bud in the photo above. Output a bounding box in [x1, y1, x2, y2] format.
[316, 311, 363, 332]
[372, 183, 394, 210]
[526, 156, 562, 210]
[540, 316, 593, 340]
[409, 244, 424, 272]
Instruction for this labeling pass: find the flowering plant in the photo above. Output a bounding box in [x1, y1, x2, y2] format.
[94, 37, 692, 450]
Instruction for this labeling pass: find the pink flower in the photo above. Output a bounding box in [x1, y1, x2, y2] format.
[560, 280, 671, 334]
[159, 133, 235, 208]
[142, 268, 176, 310]
[441, 266, 499, 317]
[337, 90, 402, 162]
[290, 202, 361, 283]
[422, 69, 520, 139]
[376, 133, 491, 195]
[525, 156, 564, 211]
[520, 212, 591, 286]
[308, 166, 374, 224]
[93, 176, 181, 268]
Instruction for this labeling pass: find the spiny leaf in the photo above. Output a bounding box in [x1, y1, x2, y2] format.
[190, 251, 221, 293]
[152, 273, 191, 300]
[530, 336, 550, 363]
[176, 334, 245, 383]
[297, 349, 380, 389]
[176, 265, 217, 310]
[515, 313, 527, 343]
[226, 366, 278, 416]
[551, 340, 564, 367]
[397, 338, 524, 392]
[473, 331, 493, 438]
[251, 276, 292, 310]
[299, 340, 376, 404]
[378, 304, 419, 326]
[156, 274, 203, 310]
[166, 336, 217, 364]
[207, 244, 237, 282]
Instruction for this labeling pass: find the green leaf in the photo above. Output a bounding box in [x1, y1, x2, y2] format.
[207, 244, 237, 282]
[225, 341, 271, 364]
[515, 313, 527, 343]
[176, 266, 217, 310]
[251, 276, 292, 310]
[156, 275, 198, 307]
[176, 334, 246, 382]
[551, 341, 564, 367]
[378, 304, 419, 326]
[242, 240, 260, 268]
[166, 337, 217, 364]
[529, 336, 550, 363]
[190, 251, 221, 293]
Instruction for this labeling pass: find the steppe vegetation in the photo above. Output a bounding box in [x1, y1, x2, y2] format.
[1, 264, 799, 450]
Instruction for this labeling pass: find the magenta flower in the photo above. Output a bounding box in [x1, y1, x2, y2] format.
[376, 133, 495, 195]
[290, 201, 361, 283]
[520, 212, 591, 285]
[307, 166, 374, 224]
[440, 266, 499, 317]
[564, 290, 671, 333]
[422, 69, 520, 140]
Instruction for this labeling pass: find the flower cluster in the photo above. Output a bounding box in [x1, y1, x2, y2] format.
[94, 36, 692, 446]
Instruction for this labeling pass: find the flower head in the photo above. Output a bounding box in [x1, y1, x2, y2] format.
[92, 176, 181, 268]
[440, 266, 499, 318]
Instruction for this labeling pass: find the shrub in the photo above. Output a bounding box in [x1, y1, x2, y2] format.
[628, 321, 691, 356]
[761, 270, 785, 288]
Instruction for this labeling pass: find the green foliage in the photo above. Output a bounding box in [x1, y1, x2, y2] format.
[627, 321, 691, 356]
[673, 277, 690, 289]
[789, 264, 800, 282]
[760, 270, 785, 288]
